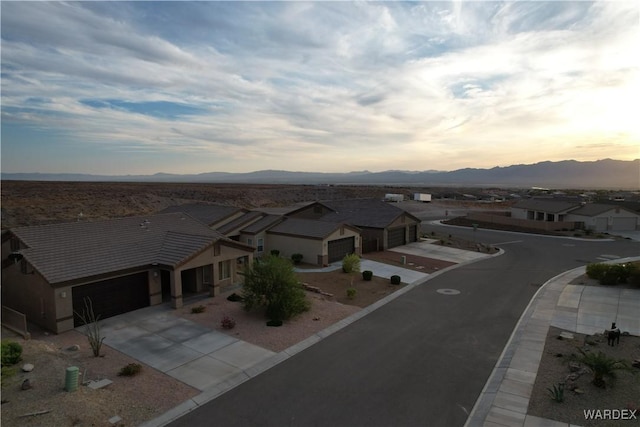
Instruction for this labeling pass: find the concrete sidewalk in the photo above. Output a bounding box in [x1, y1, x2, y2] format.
[465, 256, 640, 427]
[390, 239, 492, 263]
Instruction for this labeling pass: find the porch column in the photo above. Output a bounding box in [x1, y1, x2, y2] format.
[170, 270, 183, 309]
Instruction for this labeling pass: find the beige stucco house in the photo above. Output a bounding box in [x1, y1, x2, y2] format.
[1, 212, 254, 333]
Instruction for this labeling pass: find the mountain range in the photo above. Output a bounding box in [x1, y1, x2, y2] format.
[2, 159, 639, 189]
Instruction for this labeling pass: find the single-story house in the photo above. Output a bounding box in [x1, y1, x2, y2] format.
[265, 218, 361, 265]
[511, 199, 640, 231]
[1, 212, 254, 333]
[285, 199, 422, 253]
[565, 203, 640, 232]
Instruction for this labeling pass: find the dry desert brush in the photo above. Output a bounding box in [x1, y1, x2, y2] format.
[74, 297, 105, 357]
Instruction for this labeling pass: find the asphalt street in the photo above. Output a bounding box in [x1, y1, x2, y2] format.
[168, 225, 639, 427]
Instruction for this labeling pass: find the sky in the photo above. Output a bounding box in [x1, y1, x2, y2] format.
[1, 1, 639, 175]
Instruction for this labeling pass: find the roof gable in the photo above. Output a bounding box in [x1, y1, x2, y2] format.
[267, 217, 359, 239]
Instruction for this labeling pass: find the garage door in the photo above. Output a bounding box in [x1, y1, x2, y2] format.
[328, 237, 355, 263]
[611, 217, 637, 231]
[408, 225, 418, 243]
[72, 272, 149, 327]
[387, 227, 406, 248]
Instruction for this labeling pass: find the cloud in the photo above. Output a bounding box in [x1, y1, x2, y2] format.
[1, 1, 638, 174]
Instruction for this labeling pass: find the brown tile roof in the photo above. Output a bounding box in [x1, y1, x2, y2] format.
[240, 215, 284, 234]
[267, 218, 357, 239]
[10, 213, 230, 284]
[568, 203, 639, 217]
[317, 199, 419, 228]
[158, 203, 244, 226]
[217, 211, 264, 235]
[513, 199, 582, 214]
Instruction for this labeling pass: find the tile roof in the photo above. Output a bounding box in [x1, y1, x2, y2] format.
[568, 203, 638, 217]
[267, 218, 351, 239]
[10, 213, 229, 284]
[512, 199, 582, 214]
[158, 203, 243, 226]
[317, 199, 416, 228]
[217, 211, 264, 235]
[240, 215, 284, 234]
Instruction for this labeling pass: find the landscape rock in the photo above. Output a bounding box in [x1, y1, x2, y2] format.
[66, 345, 80, 351]
[632, 359, 640, 368]
[21, 379, 32, 390]
[21, 363, 34, 372]
[568, 362, 581, 372]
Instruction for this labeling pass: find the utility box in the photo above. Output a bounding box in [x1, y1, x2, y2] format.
[414, 193, 432, 203]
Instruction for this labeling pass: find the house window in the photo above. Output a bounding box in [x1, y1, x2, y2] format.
[247, 238, 253, 247]
[202, 265, 212, 284]
[257, 238, 264, 252]
[219, 260, 231, 280]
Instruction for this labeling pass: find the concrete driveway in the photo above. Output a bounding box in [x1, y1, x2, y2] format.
[92, 304, 277, 392]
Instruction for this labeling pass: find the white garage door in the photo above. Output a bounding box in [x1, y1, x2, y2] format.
[611, 217, 637, 231]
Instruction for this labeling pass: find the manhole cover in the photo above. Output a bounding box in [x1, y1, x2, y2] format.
[436, 288, 461, 295]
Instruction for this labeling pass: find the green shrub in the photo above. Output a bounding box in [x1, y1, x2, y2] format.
[291, 253, 304, 265]
[1, 340, 23, 366]
[1, 365, 16, 383]
[362, 270, 373, 281]
[600, 269, 619, 286]
[270, 249, 280, 257]
[342, 254, 360, 274]
[346, 288, 357, 299]
[586, 263, 608, 281]
[118, 363, 142, 377]
[241, 255, 310, 321]
[390, 275, 401, 285]
[191, 305, 206, 314]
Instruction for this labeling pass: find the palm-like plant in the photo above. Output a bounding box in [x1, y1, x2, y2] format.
[572, 349, 630, 388]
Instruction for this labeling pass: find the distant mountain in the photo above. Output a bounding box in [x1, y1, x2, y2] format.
[2, 159, 638, 189]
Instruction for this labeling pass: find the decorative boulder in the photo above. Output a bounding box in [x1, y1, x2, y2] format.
[21, 363, 34, 372]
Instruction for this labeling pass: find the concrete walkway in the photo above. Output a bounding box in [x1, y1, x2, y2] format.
[464, 256, 640, 427]
[390, 239, 492, 263]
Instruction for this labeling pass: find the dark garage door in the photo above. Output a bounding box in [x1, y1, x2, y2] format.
[72, 272, 149, 327]
[328, 237, 355, 263]
[387, 227, 406, 248]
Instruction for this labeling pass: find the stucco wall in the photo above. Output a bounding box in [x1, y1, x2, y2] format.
[266, 234, 322, 265]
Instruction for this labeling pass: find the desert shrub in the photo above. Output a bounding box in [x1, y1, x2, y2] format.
[191, 305, 206, 314]
[346, 288, 357, 299]
[586, 263, 608, 281]
[342, 254, 360, 274]
[241, 255, 310, 321]
[221, 315, 236, 329]
[74, 297, 105, 357]
[600, 269, 619, 286]
[571, 349, 630, 388]
[118, 363, 142, 377]
[270, 249, 280, 257]
[291, 253, 303, 265]
[390, 275, 401, 285]
[547, 383, 564, 403]
[362, 270, 373, 281]
[1, 340, 22, 366]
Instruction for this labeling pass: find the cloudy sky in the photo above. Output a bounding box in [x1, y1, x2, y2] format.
[1, 1, 638, 175]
